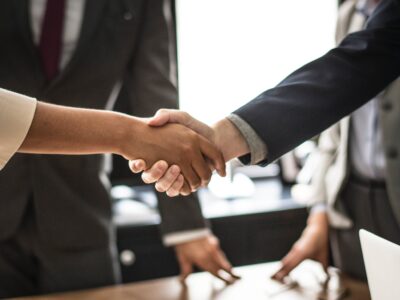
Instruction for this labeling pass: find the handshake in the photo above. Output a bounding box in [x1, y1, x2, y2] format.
[121, 109, 250, 197]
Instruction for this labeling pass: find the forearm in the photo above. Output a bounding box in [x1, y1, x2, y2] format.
[306, 210, 328, 233]
[19, 101, 134, 157]
[234, 0, 400, 163]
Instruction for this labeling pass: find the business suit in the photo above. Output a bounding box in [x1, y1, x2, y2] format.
[286, 0, 400, 279]
[234, 0, 400, 219]
[295, 0, 400, 228]
[0, 0, 207, 297]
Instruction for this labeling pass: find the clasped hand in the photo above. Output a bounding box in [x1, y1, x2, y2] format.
[126, 109, 250, 196]
[125, 109, 249, 196]
[121, 112, 227, 196]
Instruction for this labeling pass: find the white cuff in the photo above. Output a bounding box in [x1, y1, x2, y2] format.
[163, 228, 211, 247]
[0, 89, 37, 170]
[310, 203, 327, 214]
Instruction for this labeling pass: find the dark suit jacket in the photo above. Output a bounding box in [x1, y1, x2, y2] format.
[234, 0, 400, 223]
[0, 0, 206, 249]
[235, 0, 400, 163]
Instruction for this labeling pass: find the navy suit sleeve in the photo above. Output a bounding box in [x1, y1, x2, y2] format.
[234, 0, 400, 164]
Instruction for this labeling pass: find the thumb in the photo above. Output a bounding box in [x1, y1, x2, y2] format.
[147, 109, 180, 127]
[148, 109, 214, 141]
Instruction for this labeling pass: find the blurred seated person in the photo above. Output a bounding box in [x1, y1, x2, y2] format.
[273, 0, 400, 281]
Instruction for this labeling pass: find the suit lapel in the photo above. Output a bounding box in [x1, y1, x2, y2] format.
[45, 0, 108, 91]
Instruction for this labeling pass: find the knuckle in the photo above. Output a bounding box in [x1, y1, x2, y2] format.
[209, 243, 219, 253]
[151, 171, 161, 180]
[211, 236, 220, 246]
[155, 182, 166, 192]
[182, 144, 192, 153]
[156, 161, 168, 172]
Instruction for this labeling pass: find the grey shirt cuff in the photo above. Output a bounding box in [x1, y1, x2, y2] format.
[227, 114, 268, 165]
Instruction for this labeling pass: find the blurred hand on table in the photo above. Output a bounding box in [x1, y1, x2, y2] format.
[174, 234, 240, 284]
[272, 211, 329, 282]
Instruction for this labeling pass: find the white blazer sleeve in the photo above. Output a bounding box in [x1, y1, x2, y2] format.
[0, 88, 37, 170]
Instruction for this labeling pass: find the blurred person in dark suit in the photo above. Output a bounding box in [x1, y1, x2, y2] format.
[271, 0, 400, 282]
[0, 0, 233, 297]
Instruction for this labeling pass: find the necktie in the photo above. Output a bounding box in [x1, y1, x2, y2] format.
[39, 0, 66, 81]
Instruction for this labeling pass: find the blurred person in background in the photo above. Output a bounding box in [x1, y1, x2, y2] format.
[130, 0, 400, 283]
[0, 1, 233, 297]
[273, 0, 400, 282]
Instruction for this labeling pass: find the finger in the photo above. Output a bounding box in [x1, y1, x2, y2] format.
[180, 164, 201, 192]
[190, 248, 234, 284]
[148, 110, 214, 141]
[201, 261, 233, 284]
[272, 250, 304, 281]
[180, 181, 192, 196]
[155, 165, 181, 193]
[141, 160, 169, 184]
[128, 159, 146, 173]
[199, 136, 226, 177]
[166, 175, 185, 197]
[207, 237, 240, 280]
[211, 254, 239, 282]
[206, 159, 216, 173]
[148, 109, 191, 127]
[147, 109, 174, 127]
[212, 248, 240, 279]
[177, 254, 193, 282]
[191, 152, 212, 187]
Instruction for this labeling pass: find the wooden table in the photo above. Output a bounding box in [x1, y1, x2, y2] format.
[17, 261, 370, 300]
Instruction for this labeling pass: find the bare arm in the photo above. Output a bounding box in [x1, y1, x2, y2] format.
[129, 109, 249, 196]
[20, 101, 129, 156]
[15, 102, 225, 187]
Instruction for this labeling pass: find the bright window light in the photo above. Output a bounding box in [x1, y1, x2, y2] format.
[176, 0, 337, 124]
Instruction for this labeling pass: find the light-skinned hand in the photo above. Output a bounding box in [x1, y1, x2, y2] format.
[124, 119, 226, 192]
[174, 234, 240, 284]
[271, 211, 329, 282]
[129, 109, 250, 196]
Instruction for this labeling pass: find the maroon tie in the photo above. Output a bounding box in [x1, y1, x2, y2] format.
[39, 0, 66, 81]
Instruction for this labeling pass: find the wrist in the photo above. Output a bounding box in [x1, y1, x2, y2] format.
[307, 211, 328, 232]
[212, 118, 250, 162]
[114, 114, 145, 160]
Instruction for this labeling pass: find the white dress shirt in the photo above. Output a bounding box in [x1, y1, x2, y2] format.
[0, 0, 85, 171]
[30, 0, 86, 69]
[349, 0, 386, 181]
[0, 89, 37, 170]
